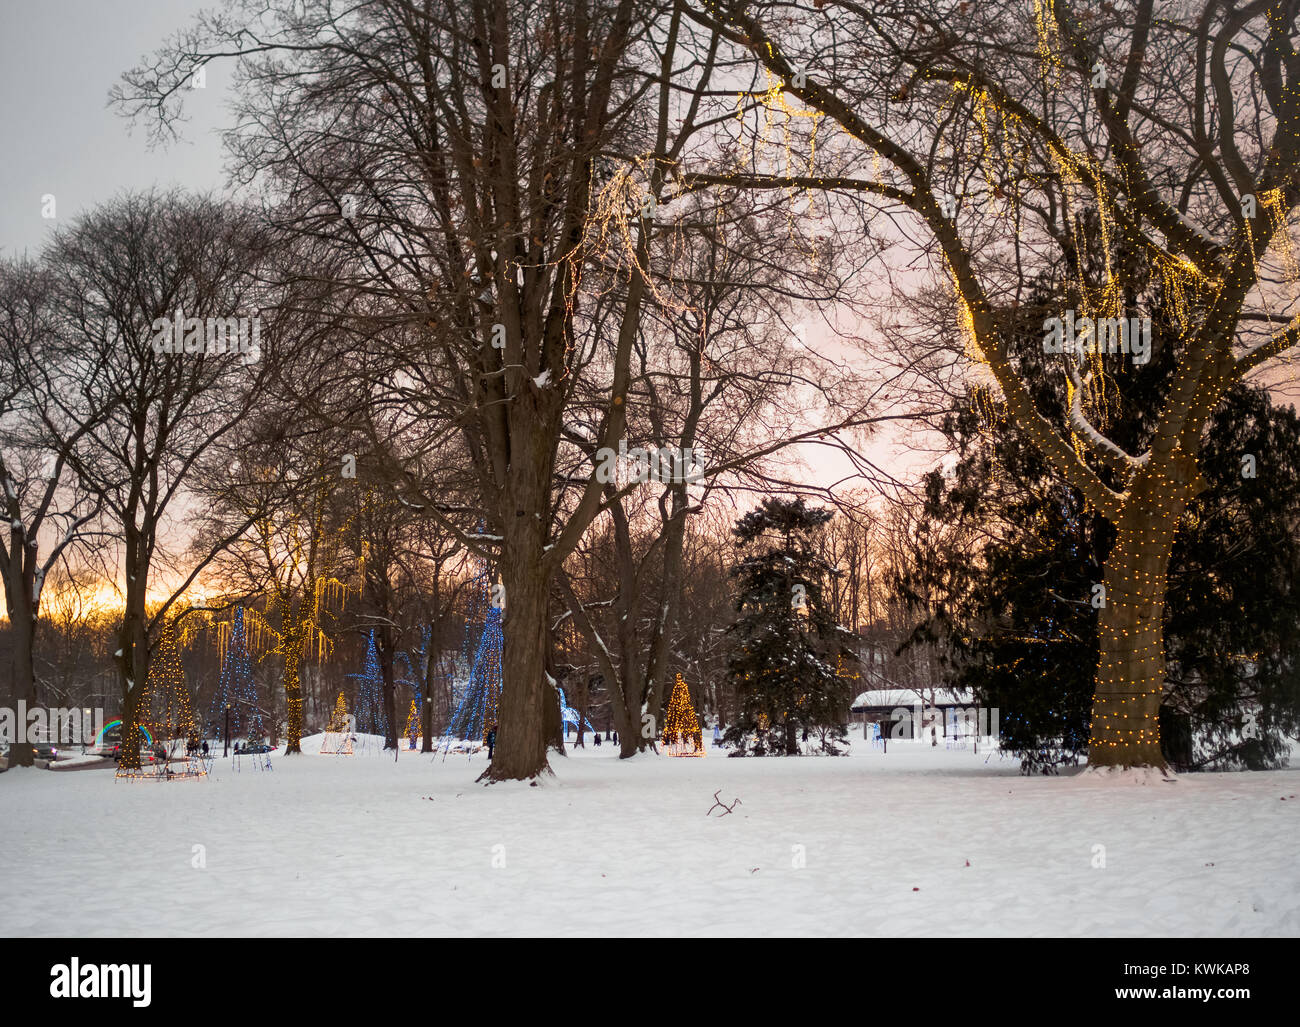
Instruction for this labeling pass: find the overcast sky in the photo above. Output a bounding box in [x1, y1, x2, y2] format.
[0, 0, 229, 258]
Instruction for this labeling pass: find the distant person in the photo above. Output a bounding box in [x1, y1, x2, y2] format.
[593, 732, 602, 747]
[486, 723, 497, 759]
[201, 739, 209, 756]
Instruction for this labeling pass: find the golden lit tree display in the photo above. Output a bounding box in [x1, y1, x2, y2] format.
[320, 692, 353, 755]
[326, 692, 349, 732]
[404, 699, 419, 748]
[140, 622, 196, 749]
[682, 1, 1300, 770]
[661, 672, 704, 757]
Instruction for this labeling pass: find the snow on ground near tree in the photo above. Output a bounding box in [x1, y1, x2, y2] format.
[0, 735, 1297, 937]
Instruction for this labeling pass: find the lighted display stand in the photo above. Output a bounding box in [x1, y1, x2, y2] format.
[115, 744, 209, 781]
[319, 693, 355, 755]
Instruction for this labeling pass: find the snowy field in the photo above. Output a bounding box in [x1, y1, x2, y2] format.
[1, 735, 1297, 937]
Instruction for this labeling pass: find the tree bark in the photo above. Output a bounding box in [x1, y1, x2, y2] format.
[379, 626, 397, 750]
[6, 601, 37, 768]
[422, 623, 437, 753]
[483, 512, 551, 782]
[1088, 464, 1193, 769]
[115, 581, 150, 771]
[282, 621, 304, 754]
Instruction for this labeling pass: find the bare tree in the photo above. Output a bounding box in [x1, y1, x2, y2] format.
[39, 191, 274, 768]
[0, 259, 104, 767]
[114, 0, 741, 780]
[555, 183, 878, 756]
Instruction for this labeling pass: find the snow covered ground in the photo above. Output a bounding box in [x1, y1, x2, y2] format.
[0, 734, 1296, 937]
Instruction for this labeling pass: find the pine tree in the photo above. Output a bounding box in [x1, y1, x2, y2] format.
[723, 498, 853, 756]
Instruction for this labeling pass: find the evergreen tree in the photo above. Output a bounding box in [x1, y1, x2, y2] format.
[723, 498, 853, 756]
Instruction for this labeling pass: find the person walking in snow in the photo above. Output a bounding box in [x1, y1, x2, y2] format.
[486, 723, 497, 759]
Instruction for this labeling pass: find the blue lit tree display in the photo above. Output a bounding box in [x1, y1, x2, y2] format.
[207, 607, 263, 742]
[349, 630, 391, 739]
[443, 563, 503, 744]
[446, 605, 502, 742]
[558, 687, 596, 737]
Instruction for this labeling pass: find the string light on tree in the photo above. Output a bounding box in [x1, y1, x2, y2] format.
[208, 607, 263, 744]
[662, 673, 704, 757]
[443, 560, 504, 747]
[117, 622, 204, 780]
[404, 699, 420, 750]
[320, 692, 353, 755]
[147, 622, 196, 749]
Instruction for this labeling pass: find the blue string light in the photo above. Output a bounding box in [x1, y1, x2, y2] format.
[346, 630, 394, 740]
[206, 607, 263, 743]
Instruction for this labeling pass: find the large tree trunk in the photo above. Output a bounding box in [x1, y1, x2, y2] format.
[116, 522, 151, 771]
[613, 675, 640, 758]
[379, 627, 397, 750]
[1088, 466, 1192, 769]
[422, 623, 437, 753]
[116, 586, 150, 771]
[6, 597, 37, 769]
[282, 620, 304, 754]
[483, 513, 551, 782]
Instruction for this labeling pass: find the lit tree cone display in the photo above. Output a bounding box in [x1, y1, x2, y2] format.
[320, 692, 353, 755]
[662, 673, 704, 757]
[148, 623, 196, 749]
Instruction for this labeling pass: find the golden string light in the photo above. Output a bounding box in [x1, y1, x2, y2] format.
[662, 672, 704, 757]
